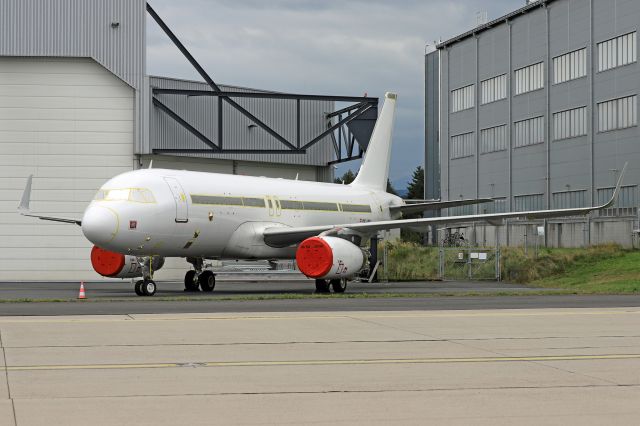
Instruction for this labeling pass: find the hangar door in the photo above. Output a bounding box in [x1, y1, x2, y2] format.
[0, 57, 134, 280]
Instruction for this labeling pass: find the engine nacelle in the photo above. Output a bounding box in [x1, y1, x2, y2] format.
[295, 236, 366, 280]
[90, 246, 164, 279]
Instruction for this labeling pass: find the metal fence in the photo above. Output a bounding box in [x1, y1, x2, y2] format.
[438, 247, 501, 281]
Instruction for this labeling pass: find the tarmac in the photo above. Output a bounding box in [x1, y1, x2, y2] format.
[0, 274, 537, 300]
[1, 307, 640, 425]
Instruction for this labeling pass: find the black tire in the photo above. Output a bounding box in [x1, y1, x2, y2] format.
[142, 279, 156, 296]
[184, 270, 199, 292]
[315, 279, 330, 293]
[134, 280, 144, 296]
[199, 271, 215, 292]
[330, 279, 347, 293]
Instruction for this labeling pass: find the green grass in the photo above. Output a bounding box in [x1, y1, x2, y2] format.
[380, 241, 640, 294]
[379, 242, 439, 281]
[531, 248, 640, 294]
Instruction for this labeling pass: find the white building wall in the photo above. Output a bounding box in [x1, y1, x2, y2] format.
[0, 57, 135, 280]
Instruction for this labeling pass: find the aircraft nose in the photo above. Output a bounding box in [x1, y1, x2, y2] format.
[81, 205, 119, 247]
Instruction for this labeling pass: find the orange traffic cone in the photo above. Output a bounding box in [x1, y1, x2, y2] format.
[78, 282, 86, 299]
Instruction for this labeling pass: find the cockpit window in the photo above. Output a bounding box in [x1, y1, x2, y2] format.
[94, 188, 156, 203]
[129, 188, 156, 203]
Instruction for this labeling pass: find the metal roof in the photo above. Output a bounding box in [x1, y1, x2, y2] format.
[436, 0, 556, 49]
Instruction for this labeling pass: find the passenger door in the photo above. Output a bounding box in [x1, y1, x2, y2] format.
[164, 177, 189, 223]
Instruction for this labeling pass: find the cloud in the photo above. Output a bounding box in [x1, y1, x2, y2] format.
[146, 0, 519, 189]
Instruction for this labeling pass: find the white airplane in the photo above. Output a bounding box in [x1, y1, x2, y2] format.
[18, 92, 626, 296]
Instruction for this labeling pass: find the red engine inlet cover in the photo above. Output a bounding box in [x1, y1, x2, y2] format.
[295, 237, 333, 278]
[90, 246, 125, 277]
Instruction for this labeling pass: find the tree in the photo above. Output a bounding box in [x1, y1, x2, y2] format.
[402, 166, 426, 244]
[334, 169, 356, 184]
[406, 166, 424, 200]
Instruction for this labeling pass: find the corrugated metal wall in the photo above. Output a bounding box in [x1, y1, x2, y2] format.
[0, 0, 334, 169]
[148, 76, 334, 166]
[0, 0, 146, 150]
[432, 0, 640, 247]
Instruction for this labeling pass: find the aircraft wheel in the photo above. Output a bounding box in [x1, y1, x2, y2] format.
[142, 279, 156, 296]
[199, 271, 215, 292]
[315, 279, 330, 293]
[330, 279, 348, 293]
[184, 270, 199, 292]
[134, 280, 144, 296]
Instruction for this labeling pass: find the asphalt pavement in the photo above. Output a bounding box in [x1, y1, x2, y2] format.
[1, 274, 639, 316]
[0, 274, 536, 300]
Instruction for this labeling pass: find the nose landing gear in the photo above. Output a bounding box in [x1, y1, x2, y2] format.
[184, 258, 216, 293]
[135, 279, 157, 296]
[134, 257, 157, 296]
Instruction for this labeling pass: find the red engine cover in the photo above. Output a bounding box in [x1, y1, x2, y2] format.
[90, 246, 125, 277]
[295, 237, 333, 278]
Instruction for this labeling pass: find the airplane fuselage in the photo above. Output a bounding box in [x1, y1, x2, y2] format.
[81, 168, 404, 260]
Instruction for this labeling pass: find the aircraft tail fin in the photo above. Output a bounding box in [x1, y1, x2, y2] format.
[351, 92, 397, 191]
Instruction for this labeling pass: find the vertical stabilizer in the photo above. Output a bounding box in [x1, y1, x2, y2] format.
[351, 92, 397, 191]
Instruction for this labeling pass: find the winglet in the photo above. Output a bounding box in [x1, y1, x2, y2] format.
[18, 175, 33, 213]
[601, 162, 628, 209]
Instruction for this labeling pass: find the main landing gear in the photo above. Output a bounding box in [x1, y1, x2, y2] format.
[184, 258, 216, 292]
[315, 278, 348, 294]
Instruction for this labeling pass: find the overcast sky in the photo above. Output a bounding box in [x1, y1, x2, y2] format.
[146, 0, 522, 189]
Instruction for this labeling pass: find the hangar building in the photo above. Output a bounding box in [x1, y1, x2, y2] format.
[425, 0, 640, 248]
[0, 0, 376, 280]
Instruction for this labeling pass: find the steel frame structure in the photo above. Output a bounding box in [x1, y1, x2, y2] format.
[147, 3, 377, 163]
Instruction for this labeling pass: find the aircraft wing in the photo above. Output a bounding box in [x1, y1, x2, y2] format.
[18, 175, 82, 226]
[263, 163, 626, 248]
[389, 198, 494, 216]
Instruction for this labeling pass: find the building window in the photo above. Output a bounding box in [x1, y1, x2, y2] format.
[514, 116, 544, 148]
[450, 132, 474, 159]
[597, 185, 638, 217]
[597, 32, 637, 72]
[480, 197, 507, 214]
[480, 124, 508, 153]
[552, 189, 587, 209]
[514, 62, 544, 95]
[451, 84, 474, 113]
[553, 48, 587, 84]
[514, 194, 544, 212]
[597, 95, 637, 132]
[481, 74, 507, 105]
[553, 106, 587, 141]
